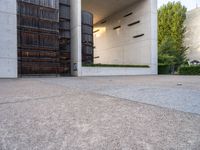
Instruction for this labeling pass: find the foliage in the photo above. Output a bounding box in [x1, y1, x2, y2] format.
[158, 2, 188, 69]
[158, 37, 176, 65]
[158, 64, 172, 74]
[179, 65, 200, 75]
[83, 64, 149, 68]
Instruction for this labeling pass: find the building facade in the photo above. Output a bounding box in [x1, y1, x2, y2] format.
[184, 8, 200, 62]
[0, 0, 157, 78]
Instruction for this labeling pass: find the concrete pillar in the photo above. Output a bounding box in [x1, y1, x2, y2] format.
[150, 0, 158, 74]
[0, 0, 17, 78]
[70, 0, 82, 76]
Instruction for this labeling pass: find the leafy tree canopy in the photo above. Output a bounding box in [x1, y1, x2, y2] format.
[158, 2, 188, 68]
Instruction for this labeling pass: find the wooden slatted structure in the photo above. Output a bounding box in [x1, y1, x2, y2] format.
[59, 0, 71, 75]
[82, 11, 94, 65]
[17, 0, 71, 76]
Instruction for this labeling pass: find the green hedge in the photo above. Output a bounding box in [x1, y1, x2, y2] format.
[179, 66, 200, 75]
[158, 64, 172, 74]
[83, 64, 150, 68]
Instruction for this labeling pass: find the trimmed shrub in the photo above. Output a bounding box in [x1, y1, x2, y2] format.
[158, 64, 171, 74]
[179, 66, 200, 75]
[83, 64, 150, 68]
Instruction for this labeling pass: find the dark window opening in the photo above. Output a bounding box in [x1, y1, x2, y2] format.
[124, 12, 133, 18]
[128, 20, 140, 26]
[93, 29, 100, 33]
[113, 26, 121, 30]
[133, 34, 144, 38]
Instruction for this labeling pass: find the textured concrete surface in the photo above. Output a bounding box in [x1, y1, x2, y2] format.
[83, 0, 157, 76]
[184, 8, 200, 61]
[0, 0, 17, 78]
[0, 76, 200, 150]
[39, 75, 200, 114]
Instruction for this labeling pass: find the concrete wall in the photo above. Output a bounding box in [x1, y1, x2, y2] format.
[81, 67, 153, 76]
[184, 8, 200, 61]
[70, 0, 157, 76]
[93, 0, 157, 69]
[0, 0, 17, 78]
[80, 0, 157, 76]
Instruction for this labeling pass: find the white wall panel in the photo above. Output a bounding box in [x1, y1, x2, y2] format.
[184, 8, 200, 61]
[0, 0, 17, 78]
[80, 0, 157, 76]
[0, 0, 17, 14]
[93, 0, 154, 66]
[81, 67, 154, 76]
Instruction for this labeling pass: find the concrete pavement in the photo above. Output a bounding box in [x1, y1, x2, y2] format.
[0, 76, 200, 150]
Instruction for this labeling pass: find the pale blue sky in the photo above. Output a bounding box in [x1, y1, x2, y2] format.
[158, 0, 200, 10]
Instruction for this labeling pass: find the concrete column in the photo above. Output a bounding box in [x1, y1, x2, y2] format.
[150, 0, 158, 74]
[70, 0, 82, 76]
[0, 0, 17, 78]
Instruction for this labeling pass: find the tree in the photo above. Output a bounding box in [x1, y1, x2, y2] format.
[158, 37, 176, 65]
[158, 2, 188, 71]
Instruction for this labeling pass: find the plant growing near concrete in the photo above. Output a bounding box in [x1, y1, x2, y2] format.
[179, 65, 200, 75]
[83, 64, 149, 68]
[158, 2, 188, 73]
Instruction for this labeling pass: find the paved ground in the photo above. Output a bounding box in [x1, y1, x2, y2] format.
[0, 75, 200, 150]
[38, 75, 200, 114]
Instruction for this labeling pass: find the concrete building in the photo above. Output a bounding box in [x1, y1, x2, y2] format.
[0, 0, 157, 78]
[184, 8, 200, 62]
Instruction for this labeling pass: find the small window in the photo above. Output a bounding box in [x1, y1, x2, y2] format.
[128, 21, 140, 26]
[124, 12, 133, 18]
[93, 29, 100, 33]
[113, 26, 121, 30]
[133, 34, 144, 38]
[94, 56, 100, 59]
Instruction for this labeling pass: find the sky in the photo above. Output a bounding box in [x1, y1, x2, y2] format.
[158, 0, 200, 10]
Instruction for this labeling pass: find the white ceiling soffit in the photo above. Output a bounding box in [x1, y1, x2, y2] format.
[82, 0, 139, 24]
